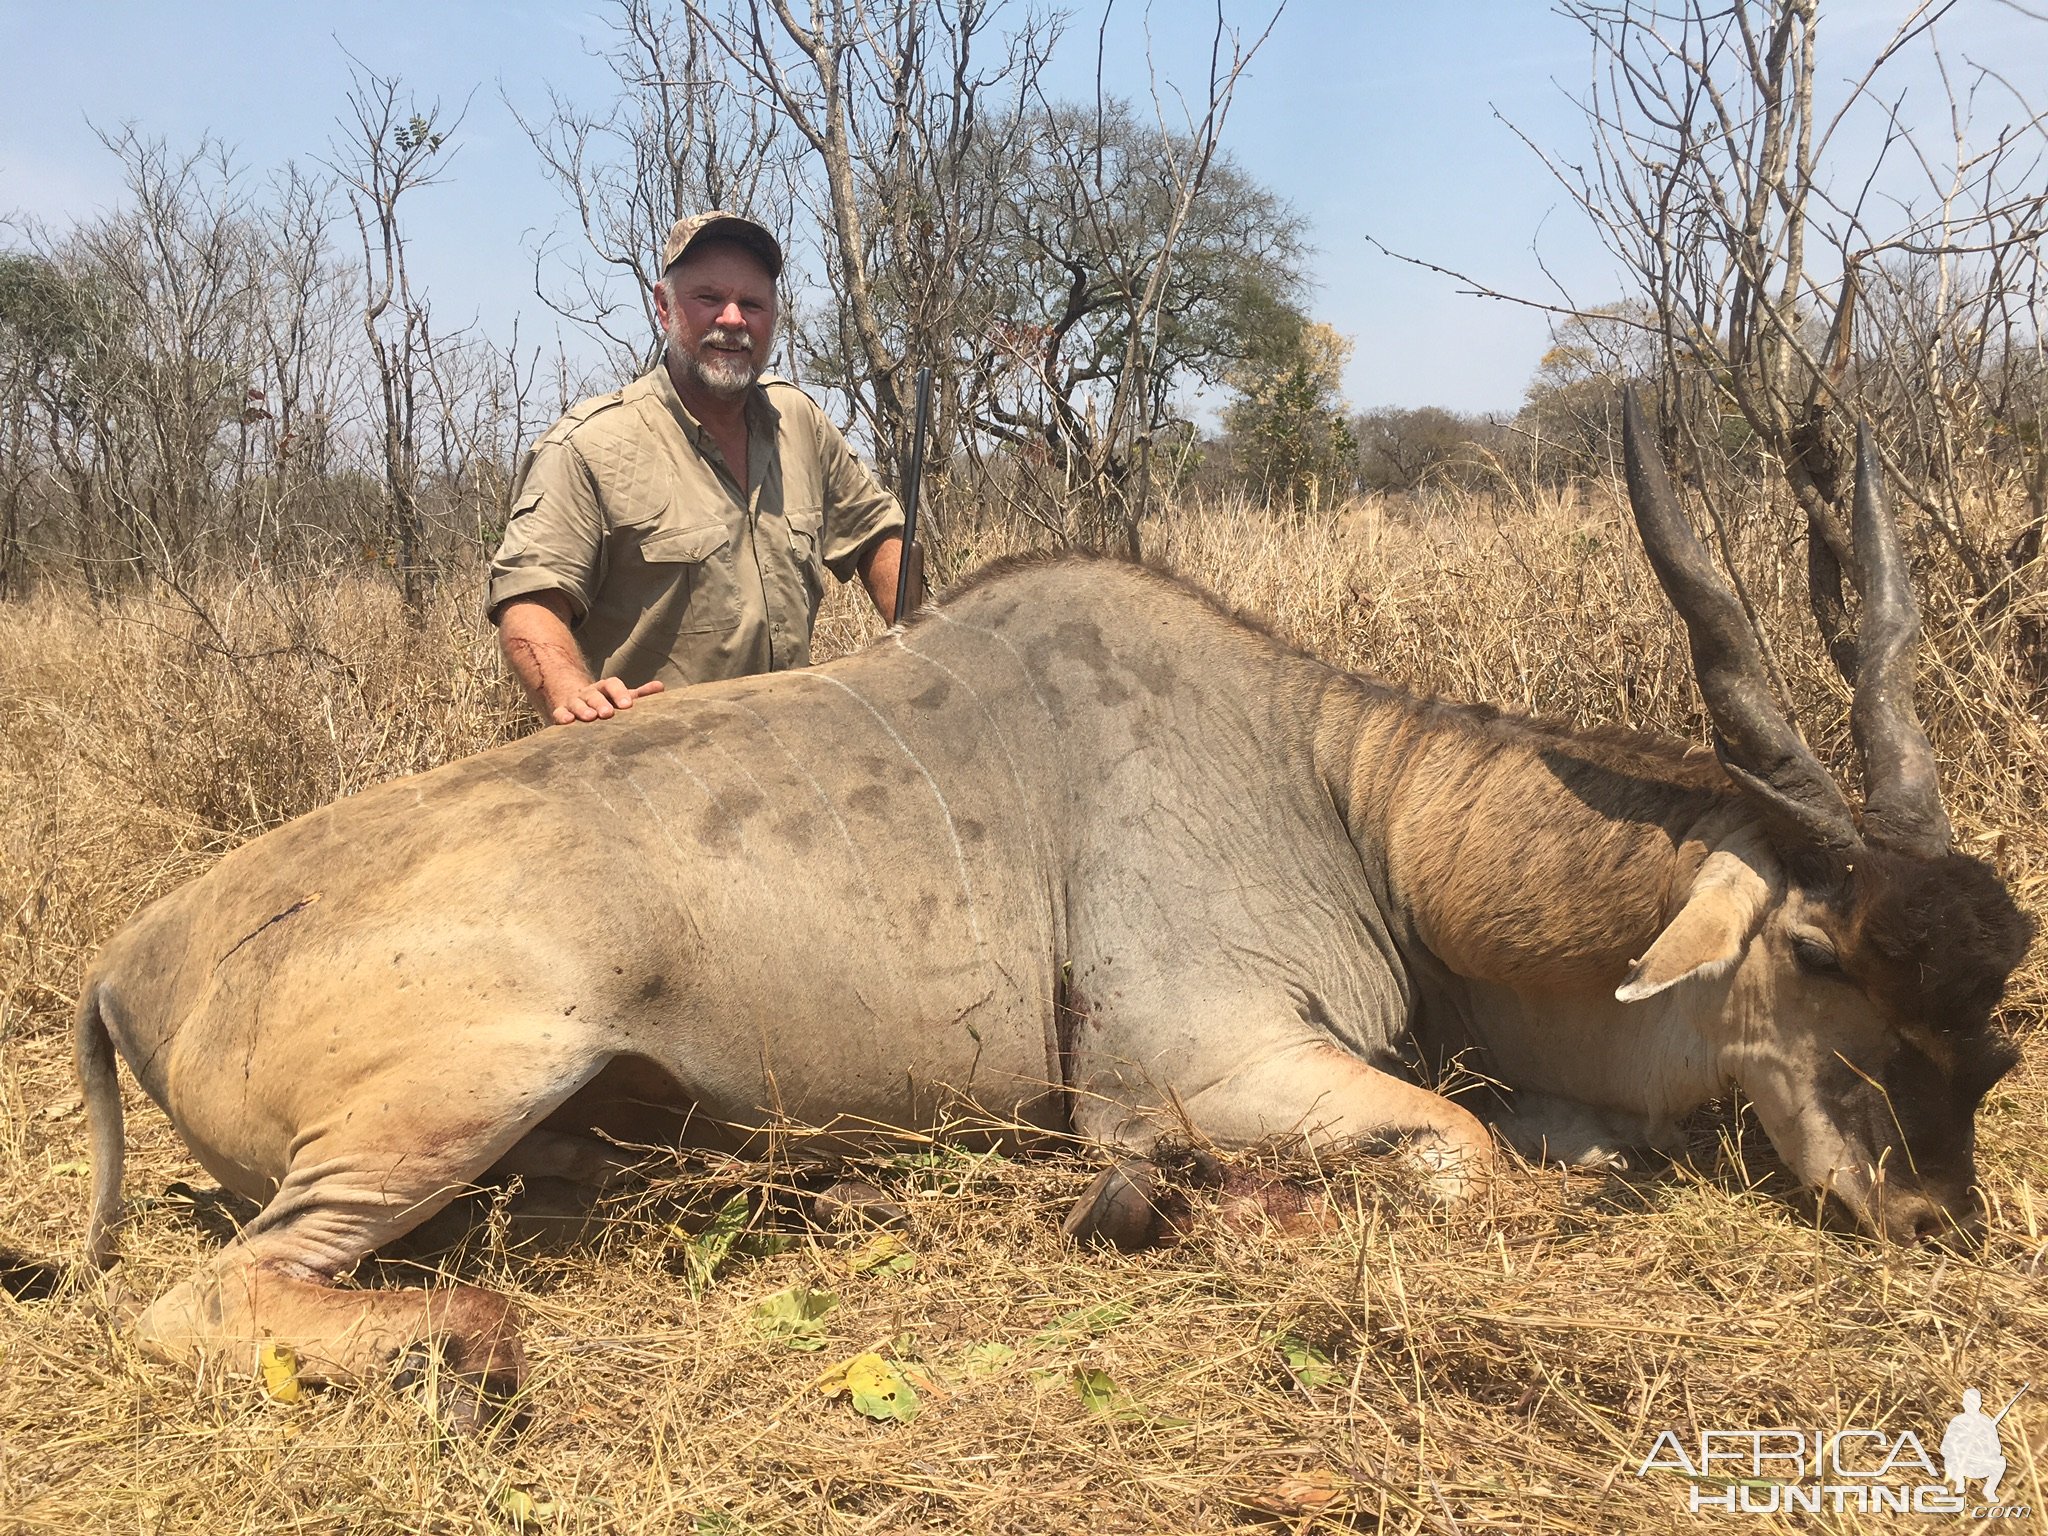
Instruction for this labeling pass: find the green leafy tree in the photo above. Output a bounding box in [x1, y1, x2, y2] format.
[970, 99, 1308, 520]
[0, 253, 90, 594]
[1223, 319, 1355, 516]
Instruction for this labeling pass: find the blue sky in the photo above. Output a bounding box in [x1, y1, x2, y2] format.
[3, 2, 2043, 416]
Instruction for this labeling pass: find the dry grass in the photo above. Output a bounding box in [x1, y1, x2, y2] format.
[2, 487, 2045, 1534]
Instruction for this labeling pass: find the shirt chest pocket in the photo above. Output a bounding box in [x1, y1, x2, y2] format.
[784, 505, 826, 608]
[624, 518, 740, 634]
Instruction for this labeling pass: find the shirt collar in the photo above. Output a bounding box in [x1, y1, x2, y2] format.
[649, 355, 778, 445]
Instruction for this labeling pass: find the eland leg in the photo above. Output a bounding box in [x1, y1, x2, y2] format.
[1171, 1040, 1495, 1205]
[1063, 1018, 1496, 1248]
[133, 1141, 523, 1400]
[1493, 1092, 1657, 1171]
[1061, 1159, 1171, 1250]
[133, 1054, 610, 1415]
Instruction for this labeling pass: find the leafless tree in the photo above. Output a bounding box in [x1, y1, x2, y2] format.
[88, 130, 269, 574]
[418, 318, 549, 554]
[2, 5, 1308, 601]
[677, 0, 1284, 557]
[1538, 1, 2048, 681]
[516, 0, 799, 380]
[680, 0, 1059, 508]
[0, 133, 281, 591]
[235, 162, 361, 567]
[0, 252, 65, 598]
[328, 55, 466, 611]
[0, 97, 570, 604]
[1040, 3, 1284, 552]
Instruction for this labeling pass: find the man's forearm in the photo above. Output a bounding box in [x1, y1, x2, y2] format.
[497, 594, 593, 713]
[858, 534, 905, 624]
[497, 592, 665, 724]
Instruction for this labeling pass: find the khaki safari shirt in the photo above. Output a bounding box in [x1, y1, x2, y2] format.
[487, 365, 902, 689]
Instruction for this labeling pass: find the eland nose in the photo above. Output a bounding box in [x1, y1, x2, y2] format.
[1893, 1195, 1982, 1250]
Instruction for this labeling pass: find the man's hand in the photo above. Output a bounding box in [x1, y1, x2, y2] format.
[496, 591, 664, 725]
[550, 675, 665, 725]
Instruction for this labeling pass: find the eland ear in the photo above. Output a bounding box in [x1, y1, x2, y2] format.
[1616, 848, 1771, 1003]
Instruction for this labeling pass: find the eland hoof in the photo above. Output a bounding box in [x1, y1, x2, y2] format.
[1061, 1160, 1165, 1251]
[391, 1332, 526, 1437]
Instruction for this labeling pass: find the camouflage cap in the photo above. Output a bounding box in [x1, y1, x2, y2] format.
[660, 212, 784, 280]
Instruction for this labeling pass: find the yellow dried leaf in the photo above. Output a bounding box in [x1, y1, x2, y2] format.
[498, 1485, 557, 1530]
[1238, 1468, 1346, 1516]
[258, 1340, 301, 1403]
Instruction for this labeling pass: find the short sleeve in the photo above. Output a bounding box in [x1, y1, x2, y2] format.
[486, 438, 603, 621]
[813, 412, 905, 582]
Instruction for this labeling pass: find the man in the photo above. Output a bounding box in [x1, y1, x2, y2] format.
[488, 211, 906, 724]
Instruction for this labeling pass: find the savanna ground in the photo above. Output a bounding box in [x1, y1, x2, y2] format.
[1, 487, 2044, 1534]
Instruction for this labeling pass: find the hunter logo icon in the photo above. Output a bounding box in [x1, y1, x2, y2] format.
[1941, 1386, 2027, 1503]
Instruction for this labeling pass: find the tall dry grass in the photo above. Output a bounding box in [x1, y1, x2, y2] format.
[1, 486, 2043, 1533]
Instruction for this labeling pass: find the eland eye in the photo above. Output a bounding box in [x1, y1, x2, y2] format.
[1790, 932, 1843, 976]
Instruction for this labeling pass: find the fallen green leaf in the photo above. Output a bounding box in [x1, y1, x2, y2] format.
[846, 1231, 916, 1276]
[750, 1285, 838, 1351]
[1069, 1364, 1191, 1426]
[498, 1484, 556, 1531]
[1072, 1365, 1125, 1415]
[675, 1192, 752, 1297]
[816, 1351, 920, 1423]
[962, 1341, 1017, 1378]
[1031, 1300, 1130, 1348]
[887, 1145, 1007, 1194]
[1274, 1332, 1338, 1391]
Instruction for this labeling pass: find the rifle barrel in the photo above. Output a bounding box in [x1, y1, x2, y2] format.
[894, 367, 933, 622]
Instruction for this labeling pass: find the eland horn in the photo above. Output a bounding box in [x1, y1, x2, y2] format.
[1620, 388, 1861, 853]
[1847, 424, 1952, 857]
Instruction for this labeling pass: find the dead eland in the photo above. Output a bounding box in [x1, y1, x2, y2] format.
[72, 393, 2031, 1407]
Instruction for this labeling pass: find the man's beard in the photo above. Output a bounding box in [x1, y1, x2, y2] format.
[674, 325, 764, 400]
